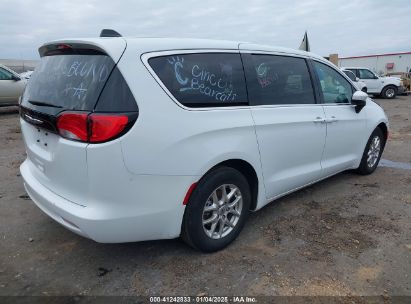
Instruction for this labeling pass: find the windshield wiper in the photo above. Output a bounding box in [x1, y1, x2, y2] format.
[28, 100, 62, 108]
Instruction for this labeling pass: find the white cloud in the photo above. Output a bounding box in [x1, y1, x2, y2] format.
[0, 0, 410, 59]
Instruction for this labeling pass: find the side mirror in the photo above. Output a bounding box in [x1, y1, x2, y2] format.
[352, 91, 367, 113]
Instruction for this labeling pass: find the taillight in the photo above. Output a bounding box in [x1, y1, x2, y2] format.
[56, 112, 135, 143]
[89, 114, 128, 143]
[56, 112, 88, 141]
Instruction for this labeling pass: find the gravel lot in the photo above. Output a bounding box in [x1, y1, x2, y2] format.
[0, 96, 410, 298]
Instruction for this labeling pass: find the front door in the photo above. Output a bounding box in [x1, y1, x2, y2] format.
[313, 61, 368, 176]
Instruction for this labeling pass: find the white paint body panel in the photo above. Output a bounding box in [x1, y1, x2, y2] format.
[250, 105, 326, 200]
[20, 37, 389, 243]
[320, 104, 368, 176]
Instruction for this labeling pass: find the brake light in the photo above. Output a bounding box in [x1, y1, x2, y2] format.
[56, 112, 131, 143]
[89, 114, 128, 143]
[56, 112, 88, 141]
[57, 44, 72, 50]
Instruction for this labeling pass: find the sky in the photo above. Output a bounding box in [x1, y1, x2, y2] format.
[0, 0, 410, 60]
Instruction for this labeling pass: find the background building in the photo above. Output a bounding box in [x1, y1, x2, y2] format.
[338, 52, 411, 75]
[0, 59, 38, 73]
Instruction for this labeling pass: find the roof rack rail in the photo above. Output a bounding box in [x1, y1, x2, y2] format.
[100, 29, 122, 38]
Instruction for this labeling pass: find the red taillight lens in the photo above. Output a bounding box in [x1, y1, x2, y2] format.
[89, 114, 128, 143]
[56, 112, 89, 141]
[56, 112, 130, 143]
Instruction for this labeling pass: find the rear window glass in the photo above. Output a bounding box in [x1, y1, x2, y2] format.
[244, 54, 316, 106]
[22, 55, 115, 111]
[148, 53, 248, 107]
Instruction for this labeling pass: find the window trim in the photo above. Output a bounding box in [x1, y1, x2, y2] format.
[141, 49, 251, 111]
[310, 59, 356, 105]
[142, 50, 355, 110]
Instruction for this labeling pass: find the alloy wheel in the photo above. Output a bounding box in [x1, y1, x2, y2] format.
[202, 184, 243, 239]
[367, 136, 381, 168]
[385, 88, 395, 98]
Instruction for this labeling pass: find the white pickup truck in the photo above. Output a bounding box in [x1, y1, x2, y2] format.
[341, 67, 406, 99]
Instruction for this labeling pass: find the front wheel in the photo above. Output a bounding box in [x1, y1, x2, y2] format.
[381, 85, 397, 99]
[181, 167, 251, 252]
[356, 128, 385, 175]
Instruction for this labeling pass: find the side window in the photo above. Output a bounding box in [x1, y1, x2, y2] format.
[347, 69, 358, 77]
[359, 69, 376, 79]
[244, 54, 316, 105]
[343, 70, 356, 82]
[313, 61, 353, 104]
[149, 53, 247, 107]
[0, 68, 13, 80]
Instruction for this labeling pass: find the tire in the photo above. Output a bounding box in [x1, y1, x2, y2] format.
[181, 167, 251, 252]
[361, 87, 368, 93]
[356, 128, 385, 175]
[381, 85, 397, 99]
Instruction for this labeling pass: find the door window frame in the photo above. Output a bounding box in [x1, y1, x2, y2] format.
[142, 49, 251, 111]
[142, 49, 359, 110]
[241, 52, 320, 107]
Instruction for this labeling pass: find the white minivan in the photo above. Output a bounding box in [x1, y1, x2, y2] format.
[20, 34, 389, 252]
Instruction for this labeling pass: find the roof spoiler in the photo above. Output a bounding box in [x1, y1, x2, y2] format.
[100, 29, 122, 38]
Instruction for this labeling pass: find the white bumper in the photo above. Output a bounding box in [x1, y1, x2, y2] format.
[21, 160, 197, 243]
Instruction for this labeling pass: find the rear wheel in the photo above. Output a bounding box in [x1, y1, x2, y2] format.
[356, 128, 385, 175]
[181, 167, 251, 252]
[381, 85, 397, 99]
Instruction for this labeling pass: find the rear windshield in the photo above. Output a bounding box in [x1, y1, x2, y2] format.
[148, 53, 248, 107]
[21, 54, 115, 111]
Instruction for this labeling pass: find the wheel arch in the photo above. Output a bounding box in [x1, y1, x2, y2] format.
[376, 122, 388, 147]
[381, 84, 398, 96]
[202, 159, 260, 211]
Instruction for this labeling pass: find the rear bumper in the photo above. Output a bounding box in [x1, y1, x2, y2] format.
[20, 160, 196, 243]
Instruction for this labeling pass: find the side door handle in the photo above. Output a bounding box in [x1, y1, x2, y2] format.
[313, 117, 326, 124]
[325, 116, 338, 123]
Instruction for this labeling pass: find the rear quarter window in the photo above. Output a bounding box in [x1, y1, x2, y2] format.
[148, 53, 248, 107]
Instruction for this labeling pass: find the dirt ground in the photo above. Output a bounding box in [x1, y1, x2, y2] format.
[0, 95, 410, 298]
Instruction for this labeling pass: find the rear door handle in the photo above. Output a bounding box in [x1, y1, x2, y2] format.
[313, 117, 326, 123]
